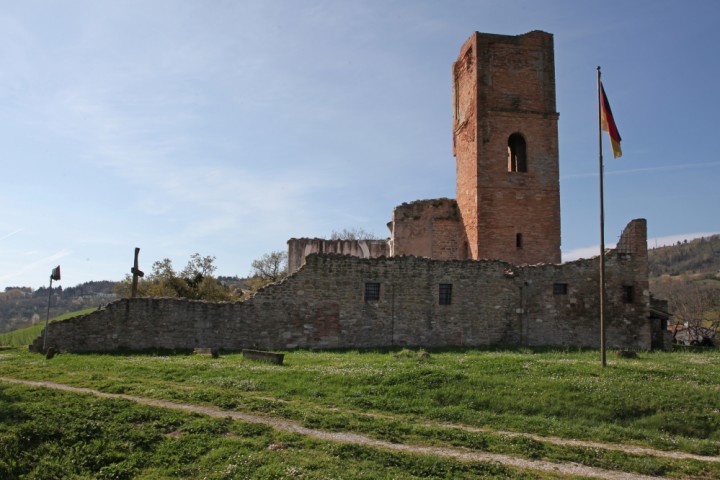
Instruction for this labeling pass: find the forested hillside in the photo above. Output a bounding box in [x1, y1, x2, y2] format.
[0, 281, 117, 333]
[648, 234, 720, 277]
[649, 234, 720, 345]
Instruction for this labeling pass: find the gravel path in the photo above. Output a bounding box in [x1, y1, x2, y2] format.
[2, 376, 715, 480]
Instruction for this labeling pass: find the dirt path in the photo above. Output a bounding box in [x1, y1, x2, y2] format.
[1, 376, 715, 480]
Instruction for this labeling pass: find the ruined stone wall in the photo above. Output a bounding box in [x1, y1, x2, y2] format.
[390, 199, 465, 259]
[287, 238, 389, 274]
[31, 220, 653, 353]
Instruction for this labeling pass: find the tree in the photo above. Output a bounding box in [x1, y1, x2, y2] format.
[247, 251, 288, 291]
[330, 227, 382, 241]
[114, 253, 241, 302]
[653, 280, 719, 346]
[181, 253, 217, 279]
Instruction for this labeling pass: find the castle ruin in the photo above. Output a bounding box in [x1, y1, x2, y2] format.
[31, 31, 672, 354]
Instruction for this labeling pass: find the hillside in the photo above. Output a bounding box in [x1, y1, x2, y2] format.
[648, 234, 720, 277]
[649, 234, 720, 344]
[0, 281, 118, 333]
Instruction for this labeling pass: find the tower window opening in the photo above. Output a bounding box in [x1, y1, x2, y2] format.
[508, 133, 527, 172]
[622, 285, 634, 304]
[516, 233, 523, 249]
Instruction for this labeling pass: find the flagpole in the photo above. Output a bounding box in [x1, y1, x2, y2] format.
[43, 275, 54, 353]
[597, 66, 607, 368]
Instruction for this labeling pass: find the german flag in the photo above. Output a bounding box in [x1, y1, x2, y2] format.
[600, 82, 622, 158]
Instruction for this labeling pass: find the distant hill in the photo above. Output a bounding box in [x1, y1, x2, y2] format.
[0, 281, 119, 333]
[648, 234, 720, 278]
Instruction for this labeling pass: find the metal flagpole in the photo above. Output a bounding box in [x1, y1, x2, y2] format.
[597, 66, 607, 368]
[43, 266, 61, 353]
[43, 275, 52, 353]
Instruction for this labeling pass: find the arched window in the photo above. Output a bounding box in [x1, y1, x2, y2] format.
[508, 133, 527, 172]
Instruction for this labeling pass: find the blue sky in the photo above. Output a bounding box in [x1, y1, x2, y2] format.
[1, 0, 719, 290]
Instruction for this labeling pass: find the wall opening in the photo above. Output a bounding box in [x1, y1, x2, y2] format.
[622, 285, 634, 304]
[508, 133, 527, 172]
[365, 282, 380, 302]
[439, 283, 453, 305]
[516, 233, 523, 249]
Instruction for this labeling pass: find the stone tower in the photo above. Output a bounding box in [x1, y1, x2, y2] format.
[453, 31, 561, 264]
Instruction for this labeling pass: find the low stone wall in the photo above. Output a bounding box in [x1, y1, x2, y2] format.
[31, 221, 653, 353]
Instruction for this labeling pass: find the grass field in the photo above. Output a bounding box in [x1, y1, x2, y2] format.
[1, 346, 719, 478]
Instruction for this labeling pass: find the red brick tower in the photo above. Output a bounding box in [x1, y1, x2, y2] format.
[453, 31, 561, 264]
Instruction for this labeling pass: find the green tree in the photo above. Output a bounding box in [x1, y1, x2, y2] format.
[114, 253, 241, 301]
[246, 250, 288, 291]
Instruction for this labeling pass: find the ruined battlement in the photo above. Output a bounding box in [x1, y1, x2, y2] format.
[32, 219, 655, 353]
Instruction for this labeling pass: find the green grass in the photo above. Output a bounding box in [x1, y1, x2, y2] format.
[1, 347, 720, 478]
[1, 382, 546, 479]
[0, 308, 96, 347]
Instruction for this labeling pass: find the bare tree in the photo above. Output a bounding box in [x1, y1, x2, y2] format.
[330, 227, 382, 241]
[657, 281, 719, 345]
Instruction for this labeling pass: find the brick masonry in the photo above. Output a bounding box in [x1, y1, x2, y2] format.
[454, 31, 561, 265]
[31, 219, 657, 353]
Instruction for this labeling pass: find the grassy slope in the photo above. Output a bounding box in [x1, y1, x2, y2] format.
[1, 347, 719, 478]
[0, 308, 96, 347]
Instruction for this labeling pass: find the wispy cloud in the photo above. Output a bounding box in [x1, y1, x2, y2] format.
[0, 229, 22, 242]
[0, 248, 72, 285]
[561, 161, 720, 181]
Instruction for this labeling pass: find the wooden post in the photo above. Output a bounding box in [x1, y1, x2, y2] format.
[130, 247, 144, 298]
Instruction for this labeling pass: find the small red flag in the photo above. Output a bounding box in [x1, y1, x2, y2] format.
[600, 82, 622, 158]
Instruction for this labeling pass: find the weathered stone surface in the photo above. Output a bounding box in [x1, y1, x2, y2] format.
[390, 199, 465, 259]
[194, 347, 219, 358]
[242, 349, 284, 365]
[288, 238, 389, 274]
[30, 220, 653, 353]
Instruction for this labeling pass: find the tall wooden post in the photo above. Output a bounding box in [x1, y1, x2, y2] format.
[130, 248, 144, 298]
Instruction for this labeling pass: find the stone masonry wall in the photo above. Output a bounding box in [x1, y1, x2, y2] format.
[390, 199, 465, 259]
[31, 220, 653, 353]
[287, 238, 389, 274]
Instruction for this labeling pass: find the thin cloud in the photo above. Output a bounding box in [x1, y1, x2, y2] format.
[561, 161, 720, 181]
[0, 248, 72, 285]
[0, 229, 22, 242]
